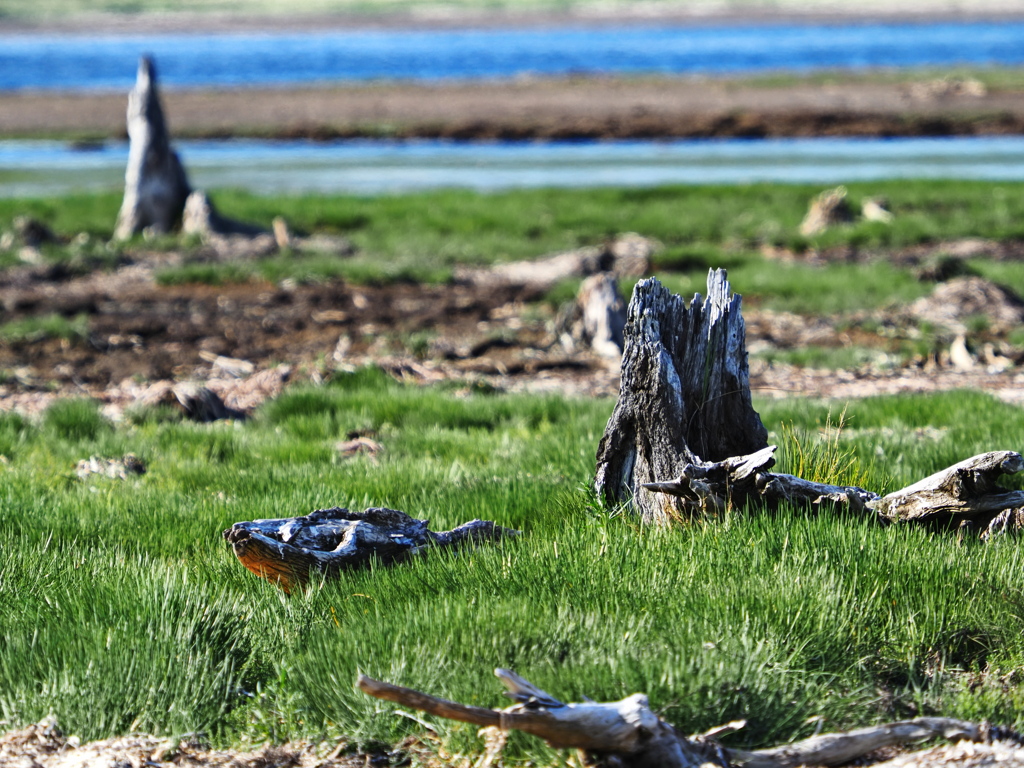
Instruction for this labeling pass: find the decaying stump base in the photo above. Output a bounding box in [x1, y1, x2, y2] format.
[224, 506, 517, 592]
[358, 669, 1024, 768]
[595, 270, 768, 525]
[597, 271, 1024, 538]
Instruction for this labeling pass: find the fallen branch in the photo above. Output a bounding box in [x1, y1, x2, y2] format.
[223, 506, 517, 592]
[641, 446, 1024, 538]
[357, 669, 1024, 768]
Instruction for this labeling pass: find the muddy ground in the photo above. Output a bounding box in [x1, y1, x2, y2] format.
[5, 232, 1024, 418]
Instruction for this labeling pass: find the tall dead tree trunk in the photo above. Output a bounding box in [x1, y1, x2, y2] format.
[595, 271, 767, 524]
[114, 56, 191, 239]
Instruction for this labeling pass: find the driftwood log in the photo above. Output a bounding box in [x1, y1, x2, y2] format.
[454, 233, 654, 293]
[596, 271, 1024, 537]
[223, 506, 517, 592]
[114, 57, 191, 239]
[358, 669, 1024, 768]
[642, 446, 1024, 538]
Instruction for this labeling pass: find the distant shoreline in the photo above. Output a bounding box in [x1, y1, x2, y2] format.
[4, 2, 1024, 35]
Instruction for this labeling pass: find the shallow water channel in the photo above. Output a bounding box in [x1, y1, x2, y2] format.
[3, 20, 1024, 90]
[5, 136, 1024, 198]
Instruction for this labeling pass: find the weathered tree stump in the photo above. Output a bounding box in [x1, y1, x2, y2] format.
[358, 669, 1024, 768]
[597, 272, 1024, 538]
[595, 271, 768, 524]
[224, 506, 517, 592]
[114, 57, 191, 239]
[799, 186, 854, 237]
[182, 190, 268, 239]
[555, 272, 627, 359]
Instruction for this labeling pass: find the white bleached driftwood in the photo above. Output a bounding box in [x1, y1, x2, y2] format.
[454, 233, 655, 292]
[357, 669, 1023, 768]
[871, 450, 1024, 537]
[642, 447, 1024, 538]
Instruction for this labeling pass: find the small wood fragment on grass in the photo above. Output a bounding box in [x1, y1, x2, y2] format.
[800, 186, 854, 236]
[554, 272, 627, 360]
[75, 453, 146, 480]
[335, 436, 384, 462]
[454, 232, 656, 291]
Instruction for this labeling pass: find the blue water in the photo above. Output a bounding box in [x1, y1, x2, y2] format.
[6, 136, 1024, 197]
[2, 21, 1024, 91]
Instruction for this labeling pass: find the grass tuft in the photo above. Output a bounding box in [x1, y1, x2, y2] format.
[0, 313, 89, 344]
[42, 398, 112, 442]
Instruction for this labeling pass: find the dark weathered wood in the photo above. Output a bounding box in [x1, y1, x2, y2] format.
[595, 271, 768, 524]
[114, 57, 191, 239]
[357, 669, 1022, 768]
[597, 273, 1024, 537]
[224, 506, 517, 592]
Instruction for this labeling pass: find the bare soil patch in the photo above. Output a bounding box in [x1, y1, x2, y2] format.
[4, 240, 1024, 417]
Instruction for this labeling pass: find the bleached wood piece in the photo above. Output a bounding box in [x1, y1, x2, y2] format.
[114, 57, 191, 239]
[182, 190, 268, 238]
[455, 234, 655, 292]
[799, 186, 853, 237]
[358, 670, 718, 768]
[869, 451, 1024, 532]
[642, 445, 880, 515]
[224, 507, 517, 593]
[357, 670, 1021, 768]
[557, 272, 627, 358]
[595, 271, 768, 524]
[731, 718, 989, 768]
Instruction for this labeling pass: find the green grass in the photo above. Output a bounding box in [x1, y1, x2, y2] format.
[6, 180, 1024, 314]
[754, 344, 890, 370]
[736, 66, 1024, 93]
[0, 312, 89, 344]
[4, 372, 1024, 759]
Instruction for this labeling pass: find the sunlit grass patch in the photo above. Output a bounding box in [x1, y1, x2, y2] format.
[0, 312, 89, 344]
[2, 373, 1024, 757]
